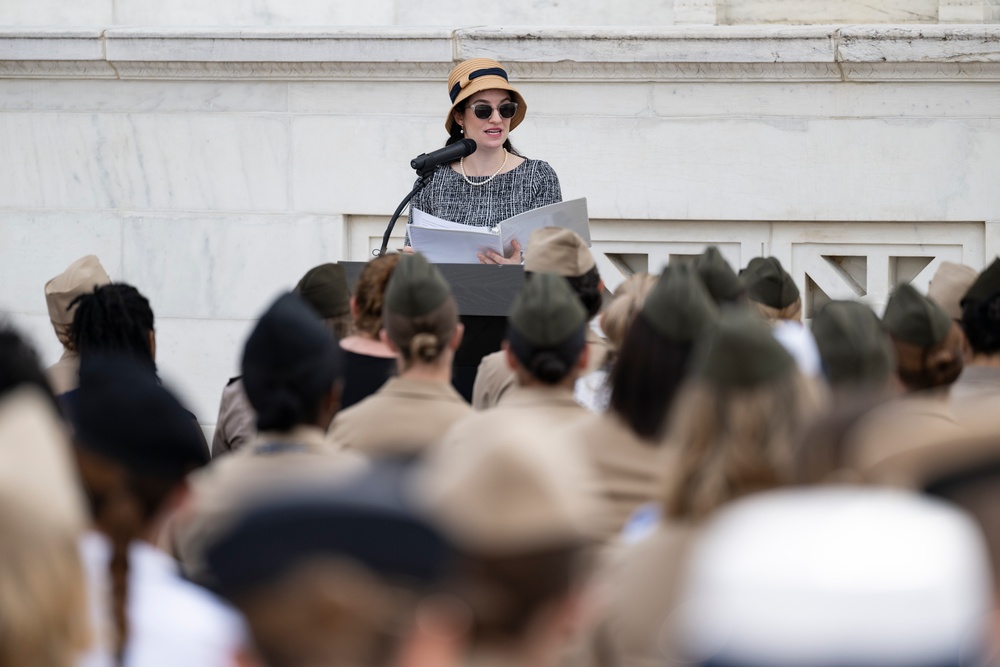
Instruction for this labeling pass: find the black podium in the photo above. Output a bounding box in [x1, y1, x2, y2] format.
[341, 262, 525, 401]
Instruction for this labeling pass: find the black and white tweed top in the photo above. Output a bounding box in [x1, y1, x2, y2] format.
[407, 158, 562, 229]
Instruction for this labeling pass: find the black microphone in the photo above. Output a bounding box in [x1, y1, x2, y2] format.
[410, 139, 477, 174]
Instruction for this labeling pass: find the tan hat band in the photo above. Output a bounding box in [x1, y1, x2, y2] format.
[449, 67, 508, 102]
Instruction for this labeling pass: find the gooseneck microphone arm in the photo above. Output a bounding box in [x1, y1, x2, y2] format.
[376, 139, 477, 257]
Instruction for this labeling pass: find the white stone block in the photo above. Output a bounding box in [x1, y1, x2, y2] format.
[396, 1, 675, 26]
[0, 29, 105, 60]
[721, 0, 938, 24]
[154, 317, 257, 427]
[0, 2, 112, 26]
[121, 214, 348, 320]
[292, 114, 443, 215]
[112, 0, 395, 26]
[0, 212, 123, 316]
[0, 112, 288, 211]
[0, 80, 288, 113]
[838, 26, 1000, 63]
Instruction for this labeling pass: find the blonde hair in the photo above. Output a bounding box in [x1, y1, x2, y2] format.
[752, 297, 802, 323]
[662, 371, 825, 522]
[601, 273, 657, 350]
[0, 496, 90, 667]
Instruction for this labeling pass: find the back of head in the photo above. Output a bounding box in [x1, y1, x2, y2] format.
[352, 254, 402, 339]
[694, 246, 745, 305]
[0, 493, 91, 667]
[507, 273, 587, 385]
[600, 272, 656, 350]
[740, 256, 801, 322]
[883, 283, 963, 391]
[294, 263, 352, 339]
[960, 258, 1000, 356]
[382, 253, 458, 366]
[420, 419, 596, 646]
[242, 292, 343, 432]
[664, 309, 820, 521]
[71, 282, 156, 373]
[204, 465, 456, 667]
[677, 487, 994, 667]
[812, 300, 895, 390]
[524, 227, 602, 319]
[609, 264, 719, 440]
[928, 260, 978, 321]
[45, 255, 111, 349]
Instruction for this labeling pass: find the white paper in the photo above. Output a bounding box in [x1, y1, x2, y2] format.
[406, 199, 590, 264]
[406, 223, 501, 264]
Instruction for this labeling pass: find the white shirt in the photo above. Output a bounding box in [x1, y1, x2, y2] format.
[78, 531, 247, 667]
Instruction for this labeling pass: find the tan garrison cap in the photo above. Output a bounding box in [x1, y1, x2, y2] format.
[419, 417, 597, 555]
[44, 255, 111, 347]
[927, 261, 977, 320]
[0, 387, 86, 531]
[524, 227, 595, 278]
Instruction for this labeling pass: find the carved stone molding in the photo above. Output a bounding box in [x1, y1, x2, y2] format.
[2, 26, 1000, 82]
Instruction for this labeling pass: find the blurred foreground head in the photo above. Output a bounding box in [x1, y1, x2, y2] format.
[203, 464, 460, 667]
[677, 487, 994, 667]
[694, 246, 745, 306]
[811, 300, 895, 393]
[242, 292, 344, 433]
[664, 310, 824, 521]
[420, 420, 596, 657]
[961, 258, 1000, 359]
[739, 256, 801, 323]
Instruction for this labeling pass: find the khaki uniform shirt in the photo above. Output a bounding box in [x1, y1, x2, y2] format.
[471, 329, 611, 410]
[845, 392, 969, 486]
[167, 425, 364, 578]
[327, 377, 472, 457]
[571, 522, 700, 667]
[210, 378, 257, 457]
[46, 348, 80, 396]
[560, 411, 667, 542]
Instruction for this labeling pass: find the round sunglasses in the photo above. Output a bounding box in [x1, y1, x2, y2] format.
[468, 102, 518, 120]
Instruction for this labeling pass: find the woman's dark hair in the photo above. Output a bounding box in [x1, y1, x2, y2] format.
[0, 325, 59, 410]
[608, 315, 692, 441]
[246, 363, 337, 433]
[383, 298, 458, 366]
[446, 102, 522, 157]
[564, 268, 603, 320]
[71, 284, 156, 374]
[962, 290, 1000, 355]
[508, 326, 586, 386]
[892, 327, 964, 392]
[352, 255, 401, 339]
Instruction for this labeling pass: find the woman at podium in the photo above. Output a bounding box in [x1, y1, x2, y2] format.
[407, 58, 563, 264]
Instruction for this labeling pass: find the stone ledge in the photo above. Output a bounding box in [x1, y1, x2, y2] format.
[1, 25, 1000, 81]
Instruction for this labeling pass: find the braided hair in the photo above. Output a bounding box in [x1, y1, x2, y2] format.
[71, 284, 156, 373]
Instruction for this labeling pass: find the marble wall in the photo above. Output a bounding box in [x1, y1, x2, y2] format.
[2, 26, 999, 436]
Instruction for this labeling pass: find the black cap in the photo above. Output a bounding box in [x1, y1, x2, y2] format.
[72, 355, 209, 479]
[294, 263, 351, 319]
[694, 247, 744, 304]
[203, 462, 455, 598]
[741, 257, 800, 309]
[691, 309, 796, 388]
[961, 257, 1000, 307]
[882, 284, 953, 347]
[640, 263, 719, 343]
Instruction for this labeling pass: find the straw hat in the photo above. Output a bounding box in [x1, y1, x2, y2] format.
[445, 58, 527, 134]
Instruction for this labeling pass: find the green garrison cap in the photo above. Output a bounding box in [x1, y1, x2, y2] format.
[961, 257, 1000, 307]
[694, 247, 744, 304]
[812, 301, 894, 387]
[741, 257, 800, 309]
[692, 308, 795, 388]
[641, 263, 719, 343]
[509, 273, 587, 348]
[882, 283, 953, 347]
[294, 263, 350, 319]
[383, 253, 451, 317]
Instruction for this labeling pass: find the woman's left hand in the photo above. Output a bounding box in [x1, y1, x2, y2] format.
[478, 239, 522, 265]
